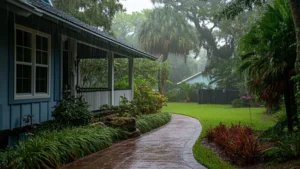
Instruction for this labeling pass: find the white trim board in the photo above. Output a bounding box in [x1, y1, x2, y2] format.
[14, 24, 51, 100]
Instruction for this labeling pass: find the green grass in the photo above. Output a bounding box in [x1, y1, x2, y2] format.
[163, 103, 275, 169]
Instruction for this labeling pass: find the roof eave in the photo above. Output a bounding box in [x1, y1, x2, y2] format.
[10, 0, 157, 61]
[177, 72, 203, 85]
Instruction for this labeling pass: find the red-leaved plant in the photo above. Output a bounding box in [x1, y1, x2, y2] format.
[206, 123, 261, 166]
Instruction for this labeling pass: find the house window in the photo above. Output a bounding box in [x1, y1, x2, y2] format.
[15, 25, 51, 99]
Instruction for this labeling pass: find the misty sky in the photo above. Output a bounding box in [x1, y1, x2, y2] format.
[121, 0, 154, 13]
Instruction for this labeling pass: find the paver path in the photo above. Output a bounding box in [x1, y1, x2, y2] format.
[62, 114, 206, 169]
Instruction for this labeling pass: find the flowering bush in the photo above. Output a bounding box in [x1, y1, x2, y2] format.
[133, 84, 168, 114]
[100, 84, 168, 117]
[206, 123, 261, 166]
[232, 95, 256, 108]
[240, 95, 252, 106]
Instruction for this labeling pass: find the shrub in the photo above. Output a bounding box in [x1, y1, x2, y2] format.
[52, 92, 92, 126]
[261, 121, 285, 141]
[166, 89, 180, 102]
[206, 123, 261, 166]
[263, 133, 300, 162]
[206, 128, 215, 142]
[0, 150, 11, 169]
[133, 84, 168, 114]
[240, 95, 252, 106]
[232, 99, 243, 108]
[136, 112, 171, 134]
[109, 116, 136, 132]
[32, 120, 68, 134]
[3, 126, 125, 169]
[100, 85, 167, 117]
[100, 96, 139, 118]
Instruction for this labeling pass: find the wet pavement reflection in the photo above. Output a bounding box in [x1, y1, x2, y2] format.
[61, 114, 206, 169]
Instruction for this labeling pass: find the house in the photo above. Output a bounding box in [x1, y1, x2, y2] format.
[0, 0, 156, 146]
[177, 72, 216, 88]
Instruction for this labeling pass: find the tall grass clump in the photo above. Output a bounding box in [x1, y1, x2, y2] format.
[136, 112, 171, 133]
[3, 126, 125, 169]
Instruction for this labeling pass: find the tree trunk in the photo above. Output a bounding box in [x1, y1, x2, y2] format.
[160, 53, 168, 95]
[289, 0, 300, 73]
[289, 80, 297, 131]
[284, 72, 297, 132]
[284, 87, 293, 132]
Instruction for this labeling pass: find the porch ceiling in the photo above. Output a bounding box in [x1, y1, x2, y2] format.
[77, 43, 133, 59]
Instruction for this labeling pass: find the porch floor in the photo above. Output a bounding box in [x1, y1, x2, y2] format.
[61, 114, 206, 169]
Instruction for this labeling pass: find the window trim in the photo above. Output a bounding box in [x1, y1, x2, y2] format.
[14, 24, 51, 100]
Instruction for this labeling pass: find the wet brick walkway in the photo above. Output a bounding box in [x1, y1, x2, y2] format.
[61, 114, 206, 169]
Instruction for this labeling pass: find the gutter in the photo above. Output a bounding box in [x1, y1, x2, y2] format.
[6, 0, 43, 17]
[7, 0, 157, 60]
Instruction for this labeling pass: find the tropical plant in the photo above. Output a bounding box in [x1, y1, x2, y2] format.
[239, 0, 297, 132]
[138, 7, 197, 95]
[219, 0, 300, 87]
[263, 133, 300, 162]
[179, 82, 209, 102]
[206, 123, 261, 166]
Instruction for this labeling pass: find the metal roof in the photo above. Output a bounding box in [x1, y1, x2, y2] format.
[177, 72, 204, 85]
[8, 0, 157, 60]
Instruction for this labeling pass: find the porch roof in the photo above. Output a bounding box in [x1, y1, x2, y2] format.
[7, 0, 157, 60]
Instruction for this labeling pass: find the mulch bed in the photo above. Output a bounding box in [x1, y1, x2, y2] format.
[201, 138, 300, 169]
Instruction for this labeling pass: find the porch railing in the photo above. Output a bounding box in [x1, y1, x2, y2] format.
[77, 87, 133, 111]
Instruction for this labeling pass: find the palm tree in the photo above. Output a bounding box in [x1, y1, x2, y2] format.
[138, 7, 197, 95]
[289, 0, 300, 73]
[220, 0, 300, 81]
[239, 0, 297, 132]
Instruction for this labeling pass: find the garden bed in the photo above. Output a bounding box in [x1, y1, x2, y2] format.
[162, 103, 274, 169]
[0, 112, 171, 169]
[203, 123, 300, 169]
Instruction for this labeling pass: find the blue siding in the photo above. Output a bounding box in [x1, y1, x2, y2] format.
[0, 11, 60, 130]
[0, 6, 120, 131]
[31, 103, 40, 124]
[40, 102, 48, 122]
[186, 75, 217, 88]
[11, 105, 21, 128]
[0, 9, 10, 130]
[21, 104, 32, 126]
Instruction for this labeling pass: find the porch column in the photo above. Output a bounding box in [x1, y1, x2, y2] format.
[108, 52, 114, 105]
[129, 57, 134, 100]
[70, 39, 77, 97]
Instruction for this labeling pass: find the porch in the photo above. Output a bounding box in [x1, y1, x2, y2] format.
[62, 40, 136, 111]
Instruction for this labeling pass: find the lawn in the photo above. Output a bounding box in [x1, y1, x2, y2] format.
[162, 103, 276, 169]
